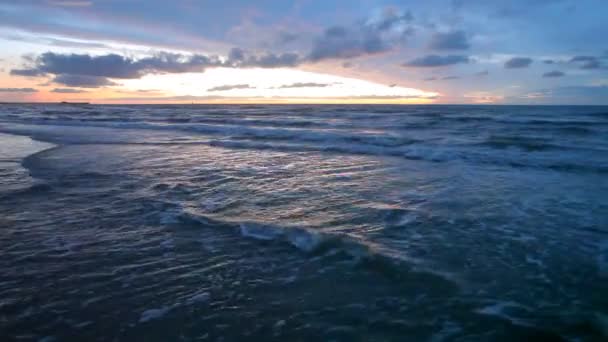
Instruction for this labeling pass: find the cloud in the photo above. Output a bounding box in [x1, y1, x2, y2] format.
[276, 31, 299, 45]
[12, 50, 305, 83]
[249, 52, 301, 68]
[404, 55, 470, 67]
[47, 1, 93, 6]
[33, 52, 220, 78]
[10, 69, 46, 77]
[569, 56, 601, 69]
[51, 88, 88, 93]
[42, 38, 108, 49]
[308, 26, 386, 61]
[11, 48, 302, 88]
[518, 91, 549, 100]
[0, 88, 38, 92]
[207, 84, 254, 92]
[52, 74, 117, 88]
[543, 59, 555, 64]
[277, 82, 334, 88]
[429, 30, 470, 50]
[367, 7, 414, 31]
[423, 75, 459, 81]
[513, 85, 608, 105]
[0, 1, 230, 52]
[543, 70, 565, 78]
[307, 8, 414, 62]
[2, 33, 109, 49]
[504, 57, 533, 68]
[228, 48, 301, 68]
[475, 70, 489, 76]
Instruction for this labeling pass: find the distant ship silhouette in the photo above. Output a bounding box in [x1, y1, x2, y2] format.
[60, 101, 90, 105]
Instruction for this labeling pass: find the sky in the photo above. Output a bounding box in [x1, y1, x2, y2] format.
[0, 0, 607, 104]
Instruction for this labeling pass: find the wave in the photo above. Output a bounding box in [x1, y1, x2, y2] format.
[239, 222, 339, 253]
[0, 182, 53, 200]
[479, 135, 563, 152]
[172, 208, 364, 256]
[495, 118, 608, 127]
[587, 111, 608, 119]
[236, 221, 460, 290]
[5, 121, 607, 175]
[3, 110, 608, 175]
[208, 139, 412, 157]
[155, 206, 459, 290]
[598, 240, 608, 279]
[0, 119, 418, 149]
[553, 126, 595, 135]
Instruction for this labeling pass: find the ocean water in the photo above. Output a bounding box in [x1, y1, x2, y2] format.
[0, 104, 607, 341]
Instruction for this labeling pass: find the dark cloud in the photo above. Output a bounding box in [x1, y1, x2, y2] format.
[34, 52, 220, 78]
[429, 30, 470, 50]
[307, 8, 414, 62]
[543, 70, 565, 78]
[227, 48, 301, 68]
[404, 55, 470, 67]
[422, 75, 459, 81]
[308, 25, 387, 61]
[543, 59, 555, 64]
[276, 31, 299, 45]
[504, 57, 533, 69]
[228, 48, 245, 62]
[52, 74, 117, 88]
[11, 50, 305, 84]
[10, 69, 46, 77]
[569, 56, 601, 69]
[246, 53, 300, 68]
[570, 56, 595, 62]
[475, 70, 489, 76]
[367, 7, 413, 31]
[51, 88, 88, 93]
[277, 82, 334, 88]
[0, 88, 38, 92]
[207, 84, 254, 92]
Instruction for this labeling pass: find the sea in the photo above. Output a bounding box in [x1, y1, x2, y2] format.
[0, 104, 607, 341]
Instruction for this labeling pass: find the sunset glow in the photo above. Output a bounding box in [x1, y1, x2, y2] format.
[0, 1, 607, 104]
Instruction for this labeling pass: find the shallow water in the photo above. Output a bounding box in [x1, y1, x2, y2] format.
[0, 104, 607, 341]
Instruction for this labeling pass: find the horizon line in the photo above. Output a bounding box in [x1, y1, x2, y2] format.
[1, 101, 607, 107]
